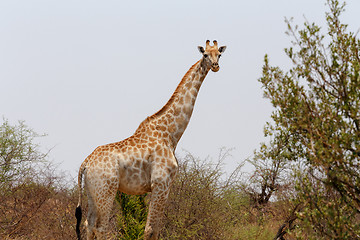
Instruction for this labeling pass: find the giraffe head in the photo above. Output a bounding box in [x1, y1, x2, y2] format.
[198, 40, 226, 72]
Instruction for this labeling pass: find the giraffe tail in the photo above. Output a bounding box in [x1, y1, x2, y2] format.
[75, 162, 86, 240]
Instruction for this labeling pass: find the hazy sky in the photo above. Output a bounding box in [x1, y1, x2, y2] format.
[1, 0, 359, 178]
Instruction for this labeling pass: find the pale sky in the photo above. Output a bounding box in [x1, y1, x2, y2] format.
[1, 0, 359, 178]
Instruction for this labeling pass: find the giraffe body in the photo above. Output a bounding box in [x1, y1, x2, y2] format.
[76, 40, 226, 240]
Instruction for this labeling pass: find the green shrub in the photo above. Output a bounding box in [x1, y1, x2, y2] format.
[116, 193, 148, 240]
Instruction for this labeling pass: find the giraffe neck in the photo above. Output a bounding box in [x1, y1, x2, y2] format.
[137, 59, 210, 150]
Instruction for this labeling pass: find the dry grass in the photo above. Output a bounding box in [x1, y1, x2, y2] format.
[0, 183, 77, 240]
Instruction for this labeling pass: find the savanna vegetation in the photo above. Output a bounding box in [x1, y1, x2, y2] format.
[1, 0, 359, 239]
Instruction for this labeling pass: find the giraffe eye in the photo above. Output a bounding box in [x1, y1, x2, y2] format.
[204, 54, 208, 58]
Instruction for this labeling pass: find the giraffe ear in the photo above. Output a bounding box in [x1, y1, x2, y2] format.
[198, 46, 205, 54]
[218, 46, 227, 54]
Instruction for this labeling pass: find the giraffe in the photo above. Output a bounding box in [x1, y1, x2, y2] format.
[75, 40, 226, 240]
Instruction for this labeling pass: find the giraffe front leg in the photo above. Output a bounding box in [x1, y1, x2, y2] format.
[144, 181, 171, 240]
[144, 150, 178, 240]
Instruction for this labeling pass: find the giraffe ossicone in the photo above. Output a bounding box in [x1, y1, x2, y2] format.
[75, 40, 226, 240]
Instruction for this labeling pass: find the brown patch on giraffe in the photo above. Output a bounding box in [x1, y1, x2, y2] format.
[134, 160, 141, 169]
[184, 92, 192, 104]
[148, 141, 156, 148]
[143, 159, 151, 174]
[179, 89, 186, 97]
[174, 131, 183, 140]
[168, 123, 176, 133]
[178, 96, 185, 105]
[162, 132, 169, 139]
[140, 151, 147, 159]
[146, 129, 153, 136]
[133, 151, 140, 158]
[156, 147, 163, 156]
[156, 125, 166, 132]
[175, 115, 185, 125]
[173, 107, 181, 116]
[129, 140, 136, 147]
[193, 78, 201, 86]
[183, 105, 192, 115]
[165, 113, 172, 119]
[163, 148, 170, 158]
[163, 118, 169, 125]
[185, 81, 192, 89]
[191, 88, 197, 96]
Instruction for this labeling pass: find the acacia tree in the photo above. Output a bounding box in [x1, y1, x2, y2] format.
[0, 118, 47, 188]
[0, 119, 56, 238]
[245, 131, 295, 206]
[257, 0, 360, 238]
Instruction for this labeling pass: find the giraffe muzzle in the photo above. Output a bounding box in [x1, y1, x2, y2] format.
[211, 62, 220, 72]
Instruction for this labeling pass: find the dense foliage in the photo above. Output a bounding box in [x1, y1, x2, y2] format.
[116, 193, 148, 240]
[258, 0, 360, 238]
